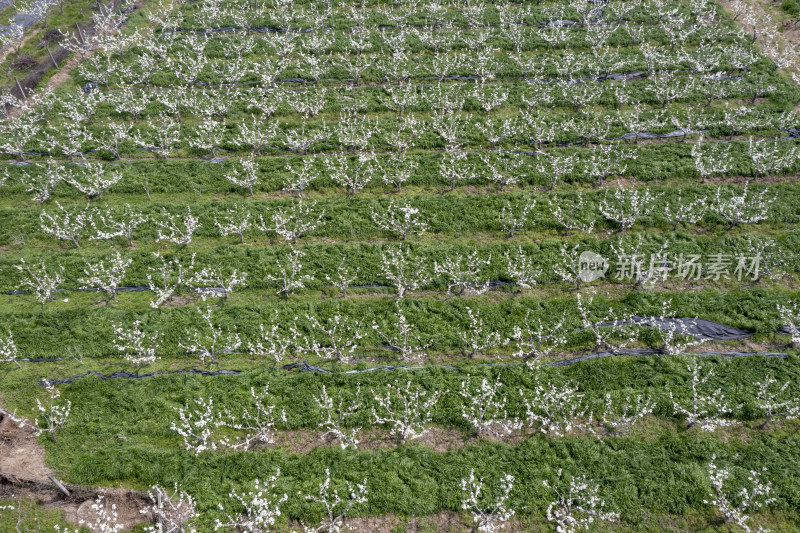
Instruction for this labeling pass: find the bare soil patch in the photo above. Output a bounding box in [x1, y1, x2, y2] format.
[0, 403, 153, 532]
[0, 408, 50, 483]
[275, 425, 470, 454]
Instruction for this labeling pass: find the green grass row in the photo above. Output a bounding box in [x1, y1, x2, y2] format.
[2, 185, 798, 251]
[2, 144, 799, 203]
[0, 287, 796, 359]
[168, 0, 720, 34]
[2, 355, 798, 530]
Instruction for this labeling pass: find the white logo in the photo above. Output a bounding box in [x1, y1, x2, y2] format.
[578, 251, 608, 282]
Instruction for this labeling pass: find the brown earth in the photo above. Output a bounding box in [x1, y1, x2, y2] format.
[0, 401, 153, 532]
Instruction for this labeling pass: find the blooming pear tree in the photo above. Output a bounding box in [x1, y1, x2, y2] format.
[777, 301, 800, 347]
[434, 251, 492, 295]
[179, 306, 242, 365]
[90, 204, 148, 246]
[304, 313, 366, 364]
[754, 374, 799, 428]
[460, 305, 507, 358]
[188, 266, 247, 300]
[459, 375, 521, 438]
[371, 304, 430, 362]
[314, 384, 362, 449]
[219, 385, 286, 451]
[710, 182, 775, 230]
[704, 457, 775, 533]
[154, 207, 201, 245]
[225, 154, 262, 196]
[64, 163, 122, 199]
[748, 137, 797, 180]
[740, 236, 785, 282]
[664, 192, 707, 231]
[16, 259, 64, 303]
[146, 252, 195, 309]
[609, 235, 671, 290]
[504, 246, 542, 291]
[380, 245, 431, 298]
[284, 158, 319, 197]
[460, 470, 515, 533]
[575, 294, 638, 354]
[644, 300, 710, 355]
[440, 150, 475, 191]
[479, 151, 523, 192]
[171, 397, 221, 454]
[258, 200, 324, 244]
[520, 377, 589, 437]
[143, 484, 199, 533]
[214, 472, 288, 532]
[549, 194, 595, 236]
[248, 314, 300, 363]
[535, 152, 576, 191]
[544, 470, 619, 533]
[40, 201, 90, 248]
[78, 250, 132, 299]
[670, 360, 737, 431]
[21, 162, 66, 204]
[325, 152, 379, 196]
[599, 187, 661, 233]
[498, 199, 535, 238]
[214, 203, 252, 244]
[324, 258, 359, 298]
[36, 384, 71, 443]
[371, 380, 444, 442]
[600, 393, 656, 436]
[553, 244, 588, 291]
[0, 331, 19, 368]
[112, 320, 162, 365]
[266, 248, 314, 298]
[510, 310, 568, 366]
[692, 138, 731, 183]
[370, 200, 428, 240]
[300, 469, 368, 533]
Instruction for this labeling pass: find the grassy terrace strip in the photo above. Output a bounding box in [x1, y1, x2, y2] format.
[0, 288, 797, 360]
[3, 141, 800, 194]
[2, 356, 800, 531]
[4, 0, 800, 529]
[1, 234, 799, 293]
[1, 183, 800, 245]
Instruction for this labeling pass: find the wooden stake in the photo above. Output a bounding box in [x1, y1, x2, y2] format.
[46, 45, 58, 67]
[13, 76, 24, 98]
[47, 474, 71, 497]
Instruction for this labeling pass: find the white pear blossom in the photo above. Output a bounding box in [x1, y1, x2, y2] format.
[179, 307, 242, 365]
[314, 384, 362, 449]
[459, 375, 521, 438]
[371, 380, 444, 442]
[460, 470, 515, 533]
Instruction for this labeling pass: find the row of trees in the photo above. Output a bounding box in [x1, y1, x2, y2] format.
[0, 368, 786, 531]
[10, 137, 793, 204]
[12, 225, 786, 309]
[25, 183, 778, 254]
[4, 297, 799, 368]
[167, 365, 799, 456]
[87, 0, 760, 87]
[180, 0, 720, 33]
[4, 97, 795, 161]
[38, 454, 773, 533]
